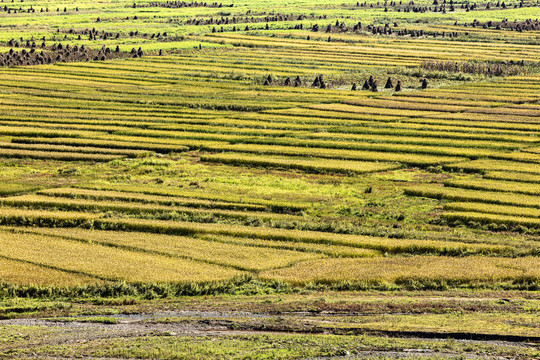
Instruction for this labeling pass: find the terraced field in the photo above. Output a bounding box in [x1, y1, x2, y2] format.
[0, 0, 539, 289]
[0, 0, 539, 357]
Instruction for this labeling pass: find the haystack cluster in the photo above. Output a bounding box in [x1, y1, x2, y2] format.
[131, 1, 232, 8]
[0, 42, 136, 67]
[187, 13, 317, 26]
[463, 18, 539, 31]
[263, 75, 303, 87]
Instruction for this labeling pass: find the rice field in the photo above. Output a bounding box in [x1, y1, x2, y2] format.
[260, 256, 540, 285]
[0, 0, 538, 292]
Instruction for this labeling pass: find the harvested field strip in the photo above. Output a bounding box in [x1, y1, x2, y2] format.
[198, 234, 380, 258]
[200, 143, 467, 166]
[0, 148, 122, 162]
[431, 87, 540, 97]
[0, 94, 232, 117]
[0, 114, 173, 129]
[0, 256, 102, 287]
[389, 95, 505, 108]
[5, 113, 534, 148]
[38, 188, 272, 213]
[0, 195, 303, 222]
[405, 186, 540, 209]
[0, 101, 225, 119]
[493, 152, 540, 164]
[0, 76, 333, 106]
[344, 99, 470, 113]
[204, 34, 538, 61]
[74, 184, 312, 213]
[0, 85, 298, 112]
[18, 136, 222, 154]
[266, 108, 540, 132]
[151, 46, 426, 65]
[260, 256, 540, 285]
[206, 33, 539, 53]
[444, 179, 540, 196]
[484, 171, 540, 184]
[9, 228, 323, 272]
[300, 133, 529, 150]
[11, 137, 189, 154]
[524, 146, 540, 154]
[229, 137, 532, 161]
[0, 209, 509, 256]
[442, 212, 540, 229]
[393, 91, 539, 105]
[1, 94, 538, 136]
[308, 103, 443, 118]
[345, 98, 540, 117]
[113, 128, 248, 143]
[0, 183, 40, 197]
[0, 142, 151, 158]
[311, 103, 540, 127]
[0, 126, 99, 139]
[11, 113, 537, 145]
[141, 124, 533, 153]
[100, 128, 537, 153]
[444, 202, 540, 219]
[201, 153, 401, 174]
[216, 34, 539, 52]
[431, 112, 539, 125]
[234, 113, 539, 141]
[444, 160, 540, 175]
[0, 208, 101, 226]
[0, 120, 130, 135]
[0, 231, 242, 282]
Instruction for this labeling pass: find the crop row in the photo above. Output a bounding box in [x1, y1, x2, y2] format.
[197, 234, 379, 259]
[200, 152, 401, 174]
[398, 90, 539, 105]
[344, 97, 540, 118]
[200, 144, 467, 167]
[0, 195, 303, 223]
[38, 188, 274, 213]
[442, 212, 540, 229]
[444, 159, 540, 175]
[405, 186, 540, 209]
[0, 148, 122, 162]
[5, 121, 538, 165]
[4, 89, 536, 140]
[267, 106, 540, 133]
[75, 183, 310, 214]
[0, 183, 39, 196]
[203, 33, 540, 63]
[444, 178, 540, 196]
[11, 137, 189, 154]
[225, 137, 540, 163]
[140, 121, 534, 151]
[311, 103, 540, 130]
[444, 202, 540, 219]
[0, 141, 151, 158]
[484, 171, 540, 184]
[0, 208, 511, 256]
[9, 112, 536, 147]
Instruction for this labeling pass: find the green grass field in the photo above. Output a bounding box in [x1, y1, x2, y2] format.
[0, 0, 539, 358]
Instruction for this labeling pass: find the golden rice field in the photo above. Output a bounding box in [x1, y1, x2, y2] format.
[0, 0, 538, 293]
[260, 256, 540, 285]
